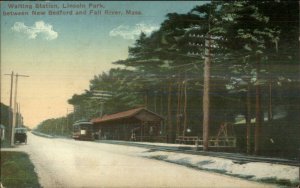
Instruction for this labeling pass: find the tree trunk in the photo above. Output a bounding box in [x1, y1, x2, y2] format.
[160, 89, 163, 115]
[183, 80, 188, 136]
[246, 84, 251, 154]
[176, 80, 182, 138]
[144, 92, 148, 108]
[254, 56, 263, 155]
[268, 81, 273, 121]
[268, 62, 273, 122]
[167, 83, 173, 143]
[203, 37, 211, 151]
[154, 92, 157, 112]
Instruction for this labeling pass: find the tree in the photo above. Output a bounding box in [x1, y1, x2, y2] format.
[61, 1, 298, 157]
[219, 1, 286, 154]
[114, 27, 201, 142]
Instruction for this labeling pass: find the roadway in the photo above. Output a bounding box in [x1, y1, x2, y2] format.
[13, 133, 274, 188]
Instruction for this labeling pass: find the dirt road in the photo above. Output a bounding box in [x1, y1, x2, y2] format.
[13, 133, 274, 188]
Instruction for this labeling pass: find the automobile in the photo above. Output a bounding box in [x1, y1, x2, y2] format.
[14, 127, 27, 144]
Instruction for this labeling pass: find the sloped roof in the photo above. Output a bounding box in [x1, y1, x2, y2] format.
[91, 107, 163, 124]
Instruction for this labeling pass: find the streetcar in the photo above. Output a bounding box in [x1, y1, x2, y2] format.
[72, 120, 94, 141]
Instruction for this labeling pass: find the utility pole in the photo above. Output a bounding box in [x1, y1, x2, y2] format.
[16, 103, 22, 128]
[61, 117, 64, 136]
[187, 34, 212, 150]
[187, 8, 214, 151]
[16, 103, 19, 128]
[66, 108, 74, 134]
[4, 72, 14, 146]
[100, 102, 104, 117]
[9, 72, 14, 146]
[91, 90, 112, 118]
[66, 108, 70, 133]
[12, 73, 29, 137]
[55, 121, 58, 136]
[203, 36, 212, 151]
[6, 72, 29, 146]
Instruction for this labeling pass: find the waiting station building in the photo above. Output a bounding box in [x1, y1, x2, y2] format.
[91, 107, 165, 142]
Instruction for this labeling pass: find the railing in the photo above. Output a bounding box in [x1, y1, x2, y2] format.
[176, 136, 198, 144]
[135, 136, 167, 143]
[208, 136, 236, 147]
[176, 136, 236, 148]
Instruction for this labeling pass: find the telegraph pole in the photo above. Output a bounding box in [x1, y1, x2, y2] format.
[91, 90, 112, 118]
[203, 36, 212, 151]
[66, 108, 74, 133]
[188, 32, 212, 151]
[66, 108, 70, 132]
[12, 73, 29, 146]
[16, 103, 19, 128]
[4, 72, 14, 146]
[61, 117, 64, 136]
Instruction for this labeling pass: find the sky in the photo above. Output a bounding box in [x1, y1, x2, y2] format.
[1, 1, 204, 128]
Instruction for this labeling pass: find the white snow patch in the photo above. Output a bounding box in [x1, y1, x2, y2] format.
[139, 150, 299, 185]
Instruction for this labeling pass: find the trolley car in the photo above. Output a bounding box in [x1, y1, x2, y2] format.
[72, 120, 94, 141]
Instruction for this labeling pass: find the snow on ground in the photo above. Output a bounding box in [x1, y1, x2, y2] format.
[99, 139, 299, 185]
[138, 149, 299, 186]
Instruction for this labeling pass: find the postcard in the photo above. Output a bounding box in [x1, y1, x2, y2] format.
[1, 1, 299, 187]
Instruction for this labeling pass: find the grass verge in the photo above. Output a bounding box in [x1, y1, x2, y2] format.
[0, 151, 41, 188]
[1, 140, 12, 148]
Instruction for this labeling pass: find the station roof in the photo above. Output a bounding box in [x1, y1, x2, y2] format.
[91, 107, 163, 124]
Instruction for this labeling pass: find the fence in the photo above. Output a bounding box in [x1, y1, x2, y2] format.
[176, 136, 236, 148]
[135, 136, 167, 143]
